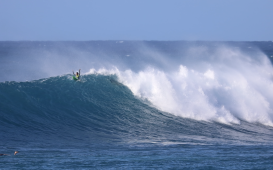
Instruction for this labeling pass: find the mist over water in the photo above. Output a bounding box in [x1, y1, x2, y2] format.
[1, 41, 273, 126]
[88, 45, 273, 126]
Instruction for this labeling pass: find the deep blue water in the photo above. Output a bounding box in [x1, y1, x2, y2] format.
[1, 41, 273, 169]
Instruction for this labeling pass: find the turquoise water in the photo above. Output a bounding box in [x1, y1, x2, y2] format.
[1, 41, 273, 169]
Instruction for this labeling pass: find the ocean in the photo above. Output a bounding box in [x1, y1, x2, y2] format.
[1, 41, 273, 169]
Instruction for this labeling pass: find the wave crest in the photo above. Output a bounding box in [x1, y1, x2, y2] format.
[87, 46, 273, 126]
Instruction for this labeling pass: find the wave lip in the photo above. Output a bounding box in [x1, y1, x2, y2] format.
[88, 46, 273, 126]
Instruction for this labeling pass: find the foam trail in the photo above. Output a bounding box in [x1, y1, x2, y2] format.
[87, 46, 273, 126]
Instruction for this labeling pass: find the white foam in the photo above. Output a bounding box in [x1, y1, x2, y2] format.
[87, 46, 273, 126]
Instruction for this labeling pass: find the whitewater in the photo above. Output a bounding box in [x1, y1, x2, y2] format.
[1, 41, 273, 169]
[89, 43, 273, 126]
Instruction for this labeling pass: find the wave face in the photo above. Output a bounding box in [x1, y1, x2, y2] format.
[1, 41, 273, 146]
[0, 74, 273, 146]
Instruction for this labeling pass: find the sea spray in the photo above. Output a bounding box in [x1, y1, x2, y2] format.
[87, 46, 273, 126]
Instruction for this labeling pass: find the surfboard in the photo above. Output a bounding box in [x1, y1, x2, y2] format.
[73, 76, 79, 80]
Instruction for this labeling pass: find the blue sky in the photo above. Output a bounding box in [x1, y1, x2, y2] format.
[0, 0, 272, 41]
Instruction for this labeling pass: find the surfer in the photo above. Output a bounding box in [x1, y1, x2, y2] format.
[73, 69, 81, 80]
[0, 151, 18, 156]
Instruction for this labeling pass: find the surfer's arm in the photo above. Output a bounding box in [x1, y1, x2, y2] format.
[73, 70, 75, 75]
[79, 69, 81, 76]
